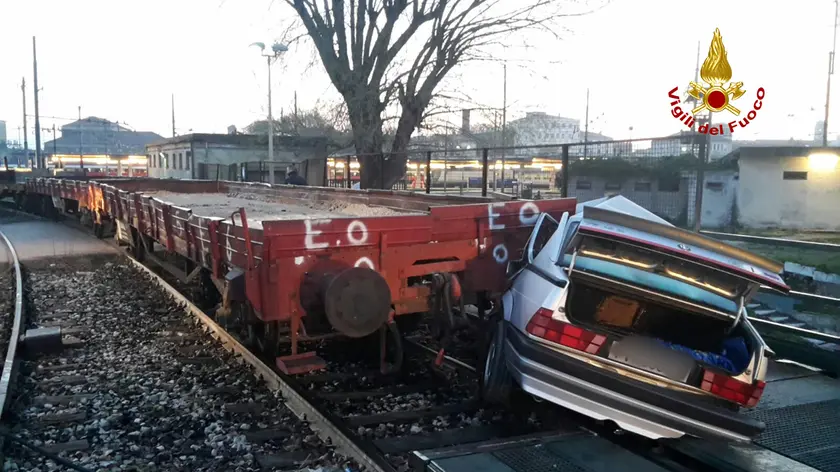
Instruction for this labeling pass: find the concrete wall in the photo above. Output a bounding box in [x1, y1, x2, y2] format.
[737, 149, 840, 229]
[699, 170, 738, 228]
[569, 175, 690, 223]
[147, 140, 329, 184]
[569, 170, 738, 228]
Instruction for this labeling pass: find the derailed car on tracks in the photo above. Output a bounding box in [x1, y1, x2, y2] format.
[481, 196, 790, 442]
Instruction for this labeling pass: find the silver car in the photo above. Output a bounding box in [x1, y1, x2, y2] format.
[480, 196, 789, 442]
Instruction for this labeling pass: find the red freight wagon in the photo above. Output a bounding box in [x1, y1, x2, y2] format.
[23, 178, 576, 373]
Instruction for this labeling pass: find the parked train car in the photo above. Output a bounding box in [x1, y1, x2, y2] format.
[19, 177, 576, 374]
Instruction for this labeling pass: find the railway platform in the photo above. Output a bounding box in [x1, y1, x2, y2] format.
[0, 209, 116, 262]
[411, 359, 839, 472]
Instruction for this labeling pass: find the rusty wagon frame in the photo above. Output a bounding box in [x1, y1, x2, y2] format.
[20, 177, 577, 373]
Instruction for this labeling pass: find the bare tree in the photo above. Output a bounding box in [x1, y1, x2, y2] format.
[245, 103, 352, 147]
[286, 0, 591, 189]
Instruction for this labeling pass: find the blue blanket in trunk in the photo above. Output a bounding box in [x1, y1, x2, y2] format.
[657, 337, 750, 375]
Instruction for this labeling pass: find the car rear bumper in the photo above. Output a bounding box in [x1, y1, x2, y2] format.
[503, 322, 765, 442]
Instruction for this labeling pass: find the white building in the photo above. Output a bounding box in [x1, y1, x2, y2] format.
[509, 112, 580, 156]
[651, 129, 733, 161]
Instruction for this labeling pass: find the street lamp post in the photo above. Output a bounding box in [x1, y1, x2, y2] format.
[251, 42, 288, 185]
[824, 0, 839, 146]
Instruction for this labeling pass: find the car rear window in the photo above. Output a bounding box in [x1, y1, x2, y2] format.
[566, 255, 738, 313]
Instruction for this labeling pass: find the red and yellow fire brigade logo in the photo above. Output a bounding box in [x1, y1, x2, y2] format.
[688, 28, 746, 115]
[668, 29, 765, 134]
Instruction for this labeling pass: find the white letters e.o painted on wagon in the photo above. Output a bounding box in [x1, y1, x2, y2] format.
[492, 244, 509, 264]
[346, 220, 369, 245]
[518, 201, 540, 225]
[487, 202, 506, 231]
[354, 257, 375, 269]
[487, 201, 542, 231]
[304, 219, 331, 250]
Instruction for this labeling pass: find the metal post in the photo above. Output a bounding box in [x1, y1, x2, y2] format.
[79, 106, 85, 176]
[21, 78, 28, 167]
[481, 148, 489, 197]
[33, 37, 42, 170]
[267, 56, 275, 185]
[693, 131, 709, 231]
[583, 88, 590, 160]
[561, 145, 570, 198]
[171, 93, 176, 138]
[443, 127, 449, 192]
[425, 151, 432, 194]
[500, 63, 507, 193]
[345, 156, 351, 188]
[52, 123, 56, 158]
[825, 0, 839, 146]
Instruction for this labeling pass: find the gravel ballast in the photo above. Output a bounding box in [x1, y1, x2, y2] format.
[4, 257, 350, 472]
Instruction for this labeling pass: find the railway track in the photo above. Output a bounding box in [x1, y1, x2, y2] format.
[1, 206, 834, 472]
[145, 253, 715, 472]
[0, 207, 695, 472]
[0, 246, 353, 470]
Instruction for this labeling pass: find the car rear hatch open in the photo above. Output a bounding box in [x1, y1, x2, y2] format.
[568, 205, 790, 300]
[553, 205, 788, 407]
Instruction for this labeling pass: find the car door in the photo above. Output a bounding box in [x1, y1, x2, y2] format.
[504, 212, 570, 331]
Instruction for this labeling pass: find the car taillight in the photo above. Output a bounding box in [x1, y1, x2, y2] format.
[701, 370, 765, 408]
[525, 308, 606, 354]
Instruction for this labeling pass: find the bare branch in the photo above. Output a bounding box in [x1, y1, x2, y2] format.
[285, 0, 608, 187]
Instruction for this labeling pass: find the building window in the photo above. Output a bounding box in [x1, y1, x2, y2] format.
[705, 181, 724, 191]
[634, 181, 651, 192]
[179, 153, 183, 170]
[658, 176, 680, 192]
[186, 151, 191, 170]
[575, 180, 592, 190]
[605, 181, 622, 191]
[783, 171, 807, 181]
[165, 153, 169, 169]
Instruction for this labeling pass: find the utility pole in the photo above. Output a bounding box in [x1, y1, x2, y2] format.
[79, 106, 85, 176]
[266, 56, 275, 184]
[33, 36, 42, 169]
[171, 94, 176, 137]
[294, 91, 298, 133]
[443, 124, 450, 192]
[692, 41, 701, 133]
[52, 123, 57, 159]
[824, 0, 839, 146]
[692, 41, 709, 232]
[583, 88, 590, 159]
[21, 78, 29, 167]
[500, 63, 507, 193]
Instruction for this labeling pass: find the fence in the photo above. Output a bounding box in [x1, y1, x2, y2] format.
[321, 132, 727, 228]
[198, 160, 315, 185]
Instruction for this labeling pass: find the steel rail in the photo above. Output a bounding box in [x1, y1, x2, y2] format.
[701, 230, 840, 251]
[0, 228, 23, 417]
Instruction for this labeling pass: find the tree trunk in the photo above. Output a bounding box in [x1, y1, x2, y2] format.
[344, 86, 393, 189]
[379, 101, 424, 189]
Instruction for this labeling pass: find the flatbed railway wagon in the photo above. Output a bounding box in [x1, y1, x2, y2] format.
[21, 178, 577, 373]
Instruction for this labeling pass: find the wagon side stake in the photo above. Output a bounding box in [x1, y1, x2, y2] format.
[379, 314, 403, 375]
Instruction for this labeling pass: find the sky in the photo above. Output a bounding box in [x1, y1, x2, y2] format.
[0, 0, 837, 147]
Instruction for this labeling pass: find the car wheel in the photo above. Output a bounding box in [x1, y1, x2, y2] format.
[479, 318, 512, 405]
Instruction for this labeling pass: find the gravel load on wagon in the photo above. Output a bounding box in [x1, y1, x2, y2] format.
[143, 191, 416, 228]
